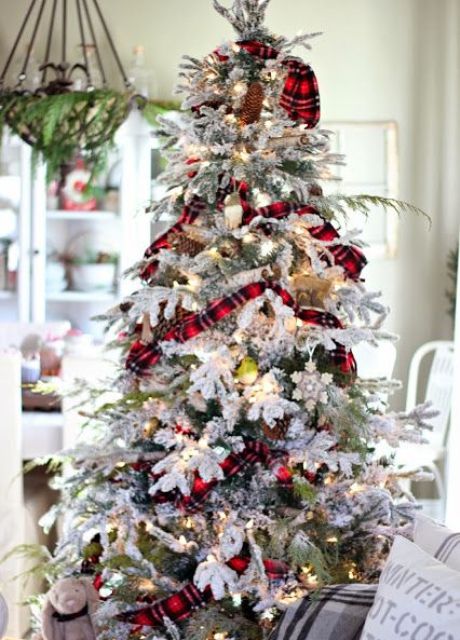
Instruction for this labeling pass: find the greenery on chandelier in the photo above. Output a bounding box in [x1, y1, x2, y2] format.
[0, 89, 179, 181]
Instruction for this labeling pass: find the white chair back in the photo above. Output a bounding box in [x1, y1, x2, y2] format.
[406, 341, 454, 449]
[354, 340, 397, 380]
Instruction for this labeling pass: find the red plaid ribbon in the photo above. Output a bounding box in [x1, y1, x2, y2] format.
[309, 222, 367, 282]
[126, 280, 356, 376]
[150, 439, 292, 512]
[215, 40, 321, 126]
[215, 179, 367, 280]
[140, 177, 366, 284]
[126, 281, 267, 374]
[279, 58, 320, 124]
[140, 197, 207, 281]
[118, 581, 212, 627]
[118, 554, 288, 628]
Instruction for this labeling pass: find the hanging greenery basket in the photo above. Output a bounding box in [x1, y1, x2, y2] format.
[0, 90, 130, 180]
[0, 90, 180, 181]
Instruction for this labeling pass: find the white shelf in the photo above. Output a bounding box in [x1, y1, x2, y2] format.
[46, 290, 117, 302]
[47, 210, 119, 221]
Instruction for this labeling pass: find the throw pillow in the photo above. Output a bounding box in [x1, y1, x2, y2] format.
[361, 535, 460, 640]
[270, 583, 376, 640]
[415, 513, 460, 572]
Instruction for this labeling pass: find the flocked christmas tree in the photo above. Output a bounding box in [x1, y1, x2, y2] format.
[36, 1, 435, 639]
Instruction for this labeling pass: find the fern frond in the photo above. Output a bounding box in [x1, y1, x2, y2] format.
[320, 194, 431, 226]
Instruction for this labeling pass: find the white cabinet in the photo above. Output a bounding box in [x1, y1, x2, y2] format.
[0, 111, 152, 338]
[0, 133, 32, 323]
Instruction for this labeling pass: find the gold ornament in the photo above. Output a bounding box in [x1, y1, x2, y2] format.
[143, 417, 160, 438]
[235, 356, 259, 385]
[292, 274, 333, 309]
[224, 192, 244, 230]
[240, 81, 265, 125]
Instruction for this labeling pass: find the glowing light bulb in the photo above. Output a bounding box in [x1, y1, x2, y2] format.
[232, 592, 242, 607]
[348, 567, 358, 580]
[137, 578, 156, 592]
[235, 148, 250, 162]
[350, 482, 364, 494]
[232, 81, 246, 96]
[260, 239, 275, 257]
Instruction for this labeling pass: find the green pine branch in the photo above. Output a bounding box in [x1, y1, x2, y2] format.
[321, 194, 431, 226]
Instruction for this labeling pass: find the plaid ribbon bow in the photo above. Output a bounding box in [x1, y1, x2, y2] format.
[215, 40, 321, 126]
[308, 222, 367, 282]
[126, 280, 356, 376]
[118, 554, 289, 628]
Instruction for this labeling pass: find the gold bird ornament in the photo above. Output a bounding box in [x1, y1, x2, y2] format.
[292, 274, 333, 309]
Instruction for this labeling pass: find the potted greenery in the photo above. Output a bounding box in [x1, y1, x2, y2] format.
[69, 250, 118, 293]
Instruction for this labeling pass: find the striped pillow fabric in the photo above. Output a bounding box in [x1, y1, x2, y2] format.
[270, 584, 377, 640]
[414, 513, 460, 571]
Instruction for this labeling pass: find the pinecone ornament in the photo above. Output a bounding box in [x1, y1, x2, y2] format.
[240, 81, 265, 125]
[263, 416, 290, 440]
[170, 232, 206, 257]
[143, 304, 190, 344]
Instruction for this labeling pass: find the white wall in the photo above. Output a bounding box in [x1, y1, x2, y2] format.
[0, 0, 455, 402]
